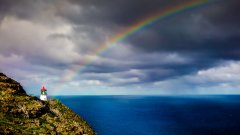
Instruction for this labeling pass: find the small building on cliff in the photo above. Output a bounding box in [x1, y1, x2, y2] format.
[40, 86, 47, 101]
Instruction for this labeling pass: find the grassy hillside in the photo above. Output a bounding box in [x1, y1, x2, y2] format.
[0, 73, 96, 135]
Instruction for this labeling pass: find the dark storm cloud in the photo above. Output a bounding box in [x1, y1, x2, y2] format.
[2, 0, 239, 57]
[126, 0, 240, 55]
[77, 51, 218, 86]
[110, 0, 240, 86]
[65, 0, 240, 67]
[205, 0, 240, 29]
[64, 0, 189, 27]
[1, 0, 240, 89]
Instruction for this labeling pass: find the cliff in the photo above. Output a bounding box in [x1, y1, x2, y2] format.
[0, 73, 96, 135]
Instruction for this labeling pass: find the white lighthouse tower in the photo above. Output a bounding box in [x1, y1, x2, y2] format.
[40, 86, 47, 101]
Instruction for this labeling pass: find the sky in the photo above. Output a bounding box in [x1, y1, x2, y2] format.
[0, 0, 240, 95]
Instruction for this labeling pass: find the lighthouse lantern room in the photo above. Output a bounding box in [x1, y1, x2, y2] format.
[40, 86, 48, 101]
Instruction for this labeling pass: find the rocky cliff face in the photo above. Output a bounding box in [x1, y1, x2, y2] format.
[0, 73, 26, 95]
[0, 73, 96, 135]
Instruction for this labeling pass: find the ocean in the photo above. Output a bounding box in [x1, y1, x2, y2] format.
[55, 95, 240, 135]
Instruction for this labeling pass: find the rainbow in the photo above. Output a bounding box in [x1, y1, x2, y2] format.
[54, 0, 211, 94]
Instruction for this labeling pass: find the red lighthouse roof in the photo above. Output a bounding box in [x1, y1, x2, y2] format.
[41, 86, 47, 91]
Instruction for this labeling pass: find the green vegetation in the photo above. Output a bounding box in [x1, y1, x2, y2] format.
[0, 73, 96, 135]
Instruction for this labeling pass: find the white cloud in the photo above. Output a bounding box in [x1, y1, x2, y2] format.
[187, 61, 240, 83]
[153, 61, 240, 94]
[83, 80, 102, 85]
[112, 77, 140, 84]
[0, 17, 80, 65]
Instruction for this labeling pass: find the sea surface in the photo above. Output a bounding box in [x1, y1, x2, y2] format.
[55, 95, 240, 135]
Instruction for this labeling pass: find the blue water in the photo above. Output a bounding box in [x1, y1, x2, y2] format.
[55, 95, 240, 135]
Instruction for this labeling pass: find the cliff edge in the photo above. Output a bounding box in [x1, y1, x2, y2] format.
[0, 73, 96, 135]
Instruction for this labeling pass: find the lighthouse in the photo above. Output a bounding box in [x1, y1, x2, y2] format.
[40, 86, 48, 101]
